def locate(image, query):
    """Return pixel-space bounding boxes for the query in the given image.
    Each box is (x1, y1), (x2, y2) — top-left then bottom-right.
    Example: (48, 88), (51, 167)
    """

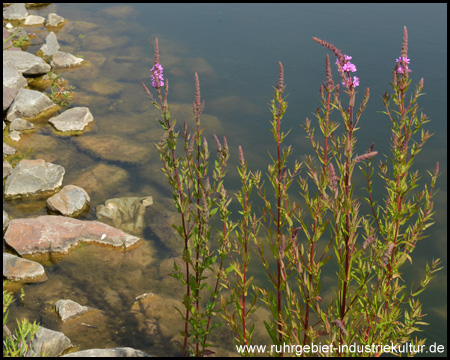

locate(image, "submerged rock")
(131, 292), (182, 340)
(84, 78), (124, 96)
(54, 299), (96, 322)
(4, 159), (65, 199)
(9, 118), (35, 131)
(74, 134), (152, 164)
(51, 51), (84, 69)
(4, 215), (141, 256)
(96, 196), (153, 234)
(71, 163), (129, 201)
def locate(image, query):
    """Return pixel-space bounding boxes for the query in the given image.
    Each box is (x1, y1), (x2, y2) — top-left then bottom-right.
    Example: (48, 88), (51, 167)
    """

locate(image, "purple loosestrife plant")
(294, 26), (441, 356)
(218, 146), (260, 353)
(142, 38), (231, 357)
(359, 26), (442, 354)
(251, 61), (303, 354)
(143, 27), (441, 357)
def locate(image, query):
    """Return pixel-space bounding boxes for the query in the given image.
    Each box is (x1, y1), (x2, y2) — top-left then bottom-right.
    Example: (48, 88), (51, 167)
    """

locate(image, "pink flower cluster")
(151, 63), (164, 88)
(396, 56), (411, 74)
(337, 54), (359, 88)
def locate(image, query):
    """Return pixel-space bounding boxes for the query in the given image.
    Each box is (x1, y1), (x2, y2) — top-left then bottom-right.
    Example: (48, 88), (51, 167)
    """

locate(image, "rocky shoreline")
(3, 4), (153, 357)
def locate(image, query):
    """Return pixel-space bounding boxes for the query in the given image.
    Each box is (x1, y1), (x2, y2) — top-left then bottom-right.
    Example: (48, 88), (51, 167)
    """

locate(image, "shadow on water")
(142, 225), (175, 258)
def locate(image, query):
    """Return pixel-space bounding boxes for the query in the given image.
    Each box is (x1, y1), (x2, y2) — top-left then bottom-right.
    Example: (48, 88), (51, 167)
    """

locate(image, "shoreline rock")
(3, 253), (48, 283)
(46, 184), (90, 217)
(4, 159), (65, 199)
(4, 215), (141, 256)
(48, 107), (94, 133)
(3, 4), (153, 357)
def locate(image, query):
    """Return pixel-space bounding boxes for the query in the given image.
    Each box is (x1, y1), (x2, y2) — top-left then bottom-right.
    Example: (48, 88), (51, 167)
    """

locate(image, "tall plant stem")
(242, 192), (249, 345)
(341, 104), (354, 322)
(276, 93), (283, 352)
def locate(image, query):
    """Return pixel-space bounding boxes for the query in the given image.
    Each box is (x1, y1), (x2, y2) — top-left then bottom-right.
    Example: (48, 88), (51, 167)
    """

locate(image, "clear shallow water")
(4, 3), (446, 356)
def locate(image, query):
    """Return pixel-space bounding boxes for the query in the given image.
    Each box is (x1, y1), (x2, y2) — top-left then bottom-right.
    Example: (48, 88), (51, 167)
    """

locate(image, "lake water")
(4, 3), (446, 356)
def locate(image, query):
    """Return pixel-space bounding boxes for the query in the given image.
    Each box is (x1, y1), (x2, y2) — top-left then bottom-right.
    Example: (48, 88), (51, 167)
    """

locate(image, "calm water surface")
(4, 3), (446, 356)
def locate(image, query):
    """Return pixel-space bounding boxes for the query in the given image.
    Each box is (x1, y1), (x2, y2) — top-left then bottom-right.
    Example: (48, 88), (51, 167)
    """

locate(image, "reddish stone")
(4, 215), (140, 256)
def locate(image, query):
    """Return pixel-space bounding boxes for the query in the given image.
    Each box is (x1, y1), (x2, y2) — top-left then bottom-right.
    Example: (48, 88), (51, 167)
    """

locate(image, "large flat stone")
(4, 215), (140, 255)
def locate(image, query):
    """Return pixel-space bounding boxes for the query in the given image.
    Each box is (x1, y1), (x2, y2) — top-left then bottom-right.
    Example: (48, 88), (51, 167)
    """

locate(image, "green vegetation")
(3, 284), (41, 357)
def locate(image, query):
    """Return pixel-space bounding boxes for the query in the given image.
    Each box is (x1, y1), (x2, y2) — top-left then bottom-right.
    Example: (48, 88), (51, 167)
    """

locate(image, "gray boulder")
(48, 107), (93, 133)
(30, 326), (72, 357)
(3, 210), (10, 232)
(3, 142), (16, 157)
(3, 3), (28, 20)
(54, 299), (95, 322)
(24, 15), (45, 26)
(3, 86), (20, 111)
(3, 253), (47, 283)
(3, 61), (27, 91)
(6, 88), (57, 122)
(3, 50), (51, 75)
(51, 51), (84, 69)
(39, 31), (60, 57)
(47, 13), (65, 27)
(4, 159), (65, 198)
(9, 118), (34, 131)
(47, 185), (90, 217)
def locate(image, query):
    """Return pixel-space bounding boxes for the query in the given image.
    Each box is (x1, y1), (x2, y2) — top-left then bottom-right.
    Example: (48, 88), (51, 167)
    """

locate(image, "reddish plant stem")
(340, 103), (354, 323)
(385, 81), (406, 312)
(152, 87), (192, 357)
(276, 93), (283, 353)
(242, 191), (248, 345)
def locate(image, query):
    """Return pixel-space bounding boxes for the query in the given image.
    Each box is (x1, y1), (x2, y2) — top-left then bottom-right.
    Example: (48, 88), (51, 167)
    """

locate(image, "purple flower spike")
(151, 63), (164, 88)
(396, 56), (410, 64)
(342, 62), (357, 72)
(396, 56), (411, 74)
